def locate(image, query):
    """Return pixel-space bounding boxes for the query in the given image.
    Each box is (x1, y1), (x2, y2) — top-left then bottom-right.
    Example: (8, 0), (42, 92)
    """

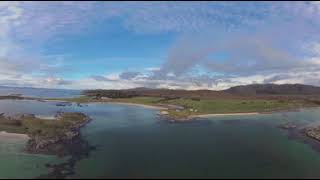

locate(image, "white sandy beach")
(191, 112), (260, 118)
(44, 99), (167, 110)
(0, 131), (29, 140)
(35, 115), (56, 120)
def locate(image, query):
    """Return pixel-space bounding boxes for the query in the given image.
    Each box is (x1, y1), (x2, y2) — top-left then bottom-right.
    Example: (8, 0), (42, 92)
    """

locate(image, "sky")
(1, 1), (320, 90)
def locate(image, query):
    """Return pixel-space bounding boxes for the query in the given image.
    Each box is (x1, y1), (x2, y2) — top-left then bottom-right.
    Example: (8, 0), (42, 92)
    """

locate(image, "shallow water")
(1, 100), (320, 178)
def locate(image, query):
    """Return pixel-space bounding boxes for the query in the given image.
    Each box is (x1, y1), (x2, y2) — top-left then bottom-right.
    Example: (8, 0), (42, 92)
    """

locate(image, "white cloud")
(145, 67), (160, 71)
(3, 2), (319, 43)
(1, 2), (320, 89)
(105, 73), (121, 81)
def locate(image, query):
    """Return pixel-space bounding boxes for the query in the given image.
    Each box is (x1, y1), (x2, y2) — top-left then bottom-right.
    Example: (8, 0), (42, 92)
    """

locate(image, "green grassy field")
(163, 99), (304, 118)
(47, 95), (92, 103)
(0, 124), (26, 134)
(22, 113), (88, 137)
(0, 113), (89, 136)
(108, 97), (163, 105)
(168, 99), (302, 113)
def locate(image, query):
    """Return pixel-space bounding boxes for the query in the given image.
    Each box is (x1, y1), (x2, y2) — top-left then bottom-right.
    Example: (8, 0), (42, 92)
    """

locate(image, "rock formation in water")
(305, 126), (320, 141)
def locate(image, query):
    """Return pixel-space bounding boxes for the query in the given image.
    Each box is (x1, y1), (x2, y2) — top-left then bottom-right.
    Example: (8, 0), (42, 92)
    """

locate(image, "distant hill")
(83, 87), (238, 99)
(224, 84), (320, 96)
(84, 84), (320, 97)
(3, 83), (319, 99)
(84, 83), (320, 100)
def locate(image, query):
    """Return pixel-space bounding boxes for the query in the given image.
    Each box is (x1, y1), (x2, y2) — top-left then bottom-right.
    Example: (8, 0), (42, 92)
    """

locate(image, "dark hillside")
(224, 84), (320, 96)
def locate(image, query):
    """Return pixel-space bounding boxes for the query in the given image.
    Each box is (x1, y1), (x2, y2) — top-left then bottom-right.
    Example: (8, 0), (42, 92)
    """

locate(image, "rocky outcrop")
(1, 111), (95, 178)
(305, 126), (320, 141)
(56, 102), (73, 107)
(279, 122), (297, 130)
(24, 112), (92, 156)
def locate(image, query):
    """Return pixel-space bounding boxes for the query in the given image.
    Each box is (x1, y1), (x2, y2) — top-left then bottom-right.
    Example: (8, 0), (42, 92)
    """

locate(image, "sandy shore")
(43, 99), (64, 102)
(35, 115), (56, 120)
(190, 112), (260, 118)
(0, 131), (29, 140)
(44, 99), (167, 110)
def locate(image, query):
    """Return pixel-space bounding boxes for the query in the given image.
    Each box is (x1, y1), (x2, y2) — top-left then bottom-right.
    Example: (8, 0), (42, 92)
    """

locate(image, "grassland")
(47, 95), (92, 103)
(171, 99), (307, 119)
(0, 112), (90, 137)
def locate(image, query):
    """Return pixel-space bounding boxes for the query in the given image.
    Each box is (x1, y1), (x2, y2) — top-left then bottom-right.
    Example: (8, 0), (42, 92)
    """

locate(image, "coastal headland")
(0, 112), (92, 155)
(0, 111), (95, 178)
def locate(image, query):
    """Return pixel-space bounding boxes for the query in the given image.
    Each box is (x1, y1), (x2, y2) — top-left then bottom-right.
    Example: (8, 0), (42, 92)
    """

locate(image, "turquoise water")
(1, 100), (320, 178)
(0, 131), (66, 179)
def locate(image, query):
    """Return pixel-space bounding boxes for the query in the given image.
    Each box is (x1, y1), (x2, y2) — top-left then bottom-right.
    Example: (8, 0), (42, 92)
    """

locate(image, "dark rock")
(279, 123), (297, 129)
(305, 126), (320, 141)
(56, 102), (72, 107)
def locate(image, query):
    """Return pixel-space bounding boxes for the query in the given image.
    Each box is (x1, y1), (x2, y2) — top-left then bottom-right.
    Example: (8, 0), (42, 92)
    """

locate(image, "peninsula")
(0, 112), (91, 156)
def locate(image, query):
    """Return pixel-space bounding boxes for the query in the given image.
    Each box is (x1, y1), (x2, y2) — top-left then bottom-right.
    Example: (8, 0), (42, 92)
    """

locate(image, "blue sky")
(1, 2), (320, 89)
(44, 22), (173, 79)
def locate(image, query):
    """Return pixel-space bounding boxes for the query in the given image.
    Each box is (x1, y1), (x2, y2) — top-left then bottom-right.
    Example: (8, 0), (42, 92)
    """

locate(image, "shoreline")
(2, 97), (319, 121)
(0, 131), (29, 140)
(43, 99), (167, 110)
(188, 106), (317, 119)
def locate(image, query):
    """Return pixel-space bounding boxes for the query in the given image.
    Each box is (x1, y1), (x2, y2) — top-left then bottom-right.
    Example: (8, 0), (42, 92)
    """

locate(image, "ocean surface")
(0, 86), (81, 98)
(1, 99), (320, 178)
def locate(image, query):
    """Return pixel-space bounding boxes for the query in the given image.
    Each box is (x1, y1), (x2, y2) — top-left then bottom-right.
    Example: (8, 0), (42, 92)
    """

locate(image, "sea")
(1, 87), (320, 178)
